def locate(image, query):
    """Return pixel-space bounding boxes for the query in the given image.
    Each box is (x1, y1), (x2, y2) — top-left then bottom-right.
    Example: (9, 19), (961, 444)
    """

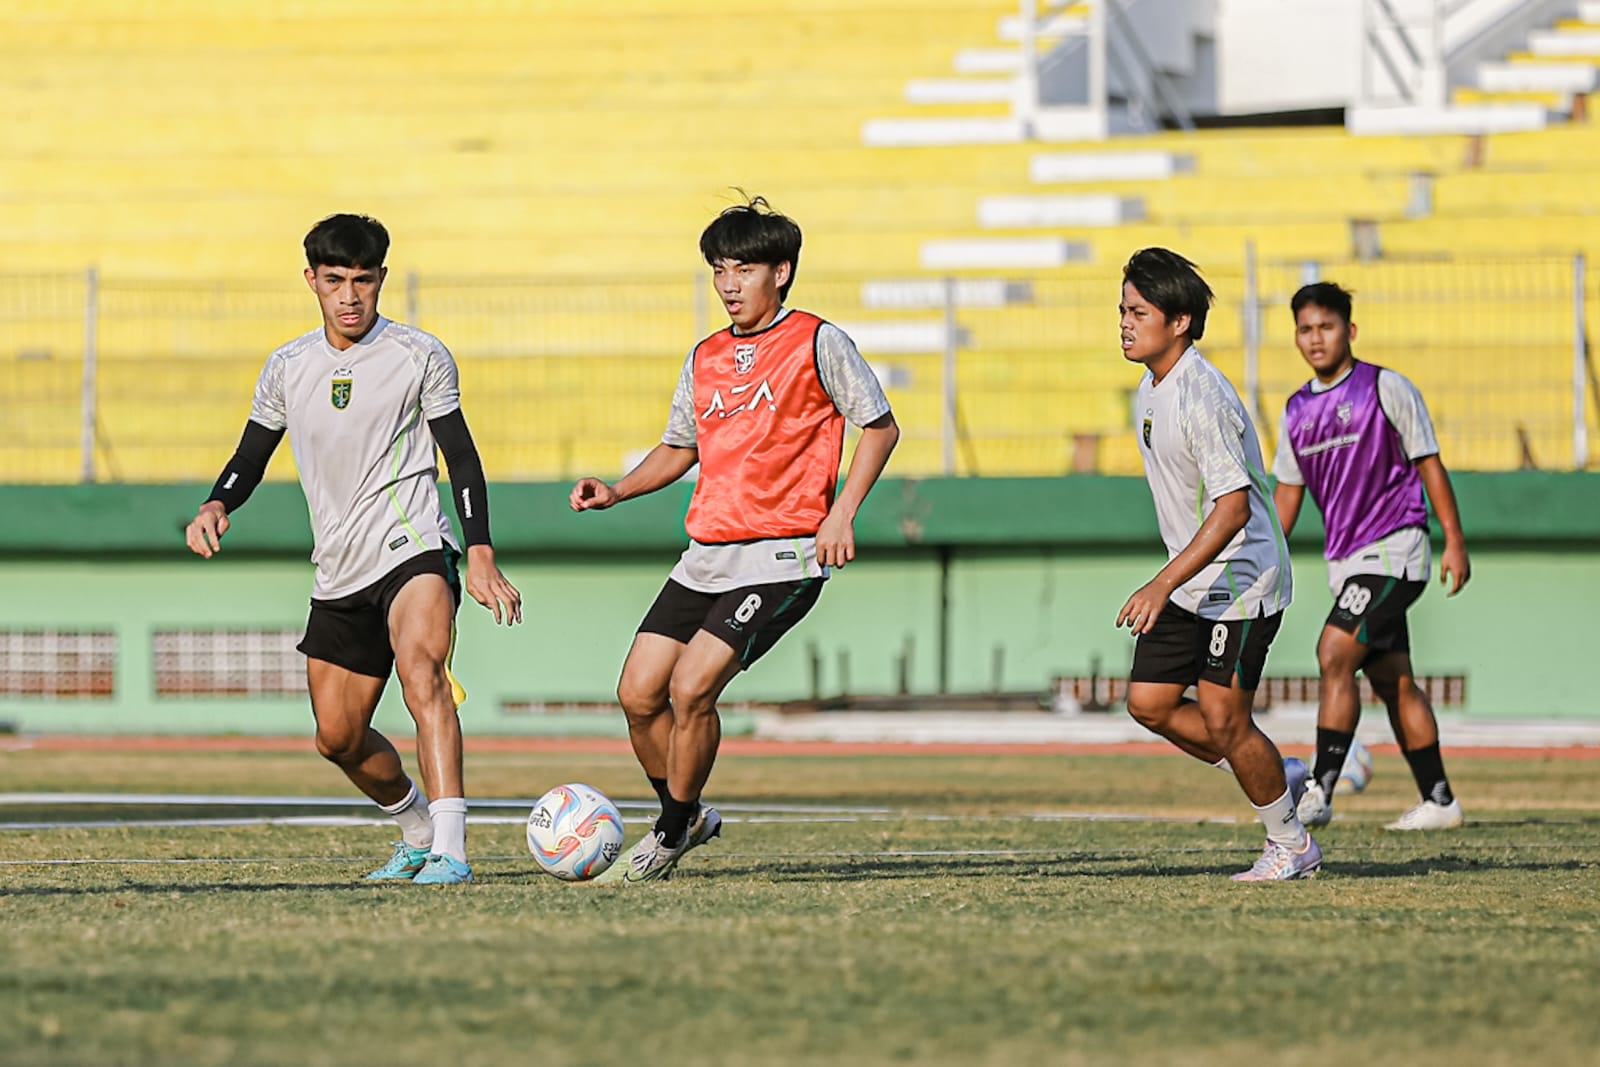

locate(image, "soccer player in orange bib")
(570, 197), (900, 883)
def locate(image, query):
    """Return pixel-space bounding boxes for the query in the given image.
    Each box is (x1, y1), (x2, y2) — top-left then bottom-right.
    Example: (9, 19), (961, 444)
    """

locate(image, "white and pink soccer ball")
(525, 783), (625, 881)
(1337, 737), (1376, 793)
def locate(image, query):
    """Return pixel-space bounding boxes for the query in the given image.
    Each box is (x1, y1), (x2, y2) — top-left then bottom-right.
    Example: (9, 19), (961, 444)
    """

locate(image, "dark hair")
(699, 195), (803, 301)
(1291, 281), (1353, 323)
(1121, 247), (1214, 341)
(303, 213), (389, 270)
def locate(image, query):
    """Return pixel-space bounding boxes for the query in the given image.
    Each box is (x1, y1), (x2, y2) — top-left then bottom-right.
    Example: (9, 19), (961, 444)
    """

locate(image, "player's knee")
(617, 675), (668, 721)
(394, 655), (452, 712)
(667, 675), (720, 719)
(314, 727), (364, 766)
(1125, 692), (1172, 732)
(1316, 634), (1362, 677)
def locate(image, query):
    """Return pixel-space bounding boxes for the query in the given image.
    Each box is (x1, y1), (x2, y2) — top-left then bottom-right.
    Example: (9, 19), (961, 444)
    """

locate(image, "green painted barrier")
(1, 473), (1595, 554)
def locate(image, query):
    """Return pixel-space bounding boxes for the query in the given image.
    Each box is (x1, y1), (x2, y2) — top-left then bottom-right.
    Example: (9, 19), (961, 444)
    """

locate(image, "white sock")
(1252, 787), (1309, 850)
(378, 780), (433, 850)
(429, 797), (469, 863)
(1212, 757), (1233, 774)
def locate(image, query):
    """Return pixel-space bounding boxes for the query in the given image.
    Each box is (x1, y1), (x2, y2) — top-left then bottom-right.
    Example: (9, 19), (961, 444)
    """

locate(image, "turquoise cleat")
(412, 854), (475, 885)
(366, 841), (432, 882)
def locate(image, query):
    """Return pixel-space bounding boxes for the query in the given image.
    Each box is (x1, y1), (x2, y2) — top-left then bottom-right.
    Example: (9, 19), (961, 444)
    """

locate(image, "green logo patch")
(331, 377), (352, 410)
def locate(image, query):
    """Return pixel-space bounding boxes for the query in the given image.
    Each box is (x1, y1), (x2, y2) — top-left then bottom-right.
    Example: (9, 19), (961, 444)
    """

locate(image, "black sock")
(1403, 743), (1455, 806)
(648, 775), (671, 810)
(1314, 727), (1355, 797)
(654, 792), (700, 848)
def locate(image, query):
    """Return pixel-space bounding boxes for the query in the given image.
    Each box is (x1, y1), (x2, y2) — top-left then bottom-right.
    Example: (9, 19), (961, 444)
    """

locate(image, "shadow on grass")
(699, 851), (1598, 882)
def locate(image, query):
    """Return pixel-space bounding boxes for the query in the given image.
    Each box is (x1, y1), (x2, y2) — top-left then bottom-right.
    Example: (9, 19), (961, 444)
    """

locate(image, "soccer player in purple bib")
(1272, 282), (1470, 831)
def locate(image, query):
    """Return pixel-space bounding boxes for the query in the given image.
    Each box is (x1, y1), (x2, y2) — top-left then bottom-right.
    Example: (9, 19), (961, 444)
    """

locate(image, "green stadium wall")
(1, 474), (1596, 734)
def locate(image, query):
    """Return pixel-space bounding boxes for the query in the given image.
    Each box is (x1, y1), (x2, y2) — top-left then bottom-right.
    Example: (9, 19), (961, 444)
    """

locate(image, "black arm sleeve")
(205, 420), (285, 514)
(428, 408), (492, 547)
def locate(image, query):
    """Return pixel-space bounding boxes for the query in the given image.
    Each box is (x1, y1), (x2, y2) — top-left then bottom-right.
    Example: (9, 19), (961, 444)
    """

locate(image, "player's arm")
(1416, 454), (1470, 595)
(814, 324), (900, 567)
(1272, 481), (1304, 537)
(186, 419), (285, 559)
(1380, 368), (1469, 595)
(429, 408), (521, 625)
(817, 412), (899, 568)
(1117, 488), (1250, 634)
(1269, 412), (1305, 536)
(570, 443), (699, 511)
(572, 348), (700, 512)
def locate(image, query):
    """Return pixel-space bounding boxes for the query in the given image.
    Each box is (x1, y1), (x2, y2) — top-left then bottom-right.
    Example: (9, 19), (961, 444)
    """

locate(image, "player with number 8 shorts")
(1116, 248), (1320, 882)
(567, 197), (900, 884)
(1272, 282), (1470, 832)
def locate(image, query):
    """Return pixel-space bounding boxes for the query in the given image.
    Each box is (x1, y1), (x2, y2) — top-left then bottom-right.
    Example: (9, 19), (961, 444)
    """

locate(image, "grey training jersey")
(249, 316), (460, 600)
(1134, 346), (1292, 620)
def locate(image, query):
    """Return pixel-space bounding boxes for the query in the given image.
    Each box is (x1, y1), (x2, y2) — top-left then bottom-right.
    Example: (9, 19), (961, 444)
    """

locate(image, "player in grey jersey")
(1117, 248), (1319, 881)
(185, 214), (521, 886)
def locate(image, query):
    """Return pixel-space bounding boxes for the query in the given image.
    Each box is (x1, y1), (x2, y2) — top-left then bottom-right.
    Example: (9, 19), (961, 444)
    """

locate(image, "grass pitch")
(2, 742), (1597, 1067)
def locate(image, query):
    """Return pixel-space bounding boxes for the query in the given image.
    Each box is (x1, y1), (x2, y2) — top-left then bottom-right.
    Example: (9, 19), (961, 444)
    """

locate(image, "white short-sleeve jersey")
(1134, 347), (1292, 620)
(249, 316), (459, 600)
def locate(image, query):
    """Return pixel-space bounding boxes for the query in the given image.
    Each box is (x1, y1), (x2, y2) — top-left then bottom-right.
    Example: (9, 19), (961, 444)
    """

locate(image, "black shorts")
(638, 577), (823, 669)
(1129, 603), (1283, 691)
(298, 548), (462, 679)
(1325, 575), (1426, 655)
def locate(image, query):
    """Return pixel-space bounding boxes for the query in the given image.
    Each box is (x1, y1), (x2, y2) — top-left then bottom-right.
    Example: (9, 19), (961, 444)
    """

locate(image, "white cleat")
(1297, 780), (1333, 829)
(1231, 836), (1322, 882)
(1384, 798), (1464, 831)
(597, 804), (722, 884)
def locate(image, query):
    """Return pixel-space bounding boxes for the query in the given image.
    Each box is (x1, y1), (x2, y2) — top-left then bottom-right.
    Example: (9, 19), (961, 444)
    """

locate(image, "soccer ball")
(526, 783), (626, 881)
(1336, 737), (1375, 794)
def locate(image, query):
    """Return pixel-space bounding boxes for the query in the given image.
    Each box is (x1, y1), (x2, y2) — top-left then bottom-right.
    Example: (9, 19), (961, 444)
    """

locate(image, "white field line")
(0, 792), (891, 815)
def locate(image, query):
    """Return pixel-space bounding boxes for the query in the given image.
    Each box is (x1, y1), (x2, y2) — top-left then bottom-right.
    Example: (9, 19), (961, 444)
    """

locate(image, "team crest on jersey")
(330, 370), (353, 410)
(1336, 401), (1353, 424)
(1141, 412), (1153, 449)
(733, 343), (757, 375)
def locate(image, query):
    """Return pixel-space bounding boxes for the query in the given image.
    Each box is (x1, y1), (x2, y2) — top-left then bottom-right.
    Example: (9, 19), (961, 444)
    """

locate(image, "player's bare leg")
(389, 574), (464, 800)
(1194, 679), (1322, 881)
(1364, 651), (1438, 750)
(1193, 680), (1290, 806)
(1300, 625), (1369, 826)
(1315, 626), (1365, 735)
(1126, 681), (1227, 764)
(308, 659), (398, 802)
(616, 632), (684, 788)
(307, 659), (436, 880)
(1366, 651), (1461, 829)
(619, 632), (740, 883)
(388, 574), (474, 880)
(664, 631), (742, 806)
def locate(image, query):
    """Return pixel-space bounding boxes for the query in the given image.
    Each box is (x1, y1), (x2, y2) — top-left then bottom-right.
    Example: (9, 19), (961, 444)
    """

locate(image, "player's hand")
(185, 501), (230, 559)
(466, 545), (522, 625)
(569, 477), (619, 512)
(1116, 580), (1171, 635)
(816, 508), (856, 568)
(1439, 540), (1471, 596)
